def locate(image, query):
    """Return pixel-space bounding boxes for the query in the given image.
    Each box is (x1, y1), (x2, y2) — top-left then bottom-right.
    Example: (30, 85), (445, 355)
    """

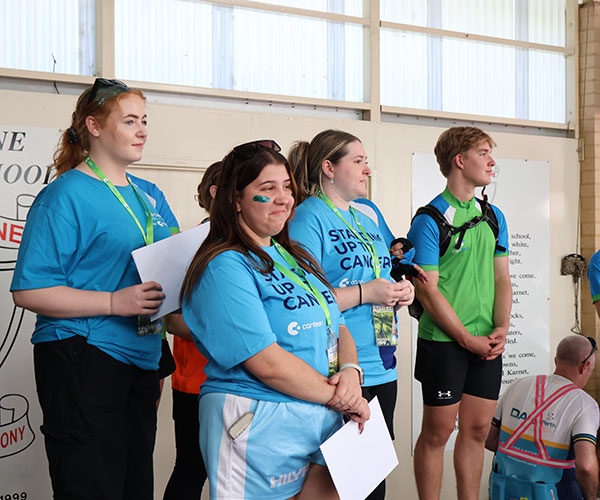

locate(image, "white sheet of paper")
(131, 223), (210, 320)
(320, 397), (398, 500)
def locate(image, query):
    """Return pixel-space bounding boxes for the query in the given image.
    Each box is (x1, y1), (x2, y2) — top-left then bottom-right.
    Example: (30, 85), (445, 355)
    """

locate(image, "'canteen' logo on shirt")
(287, 320), (324, 335)
(287, 322), (300, 335)
(338, 278), (362, 288)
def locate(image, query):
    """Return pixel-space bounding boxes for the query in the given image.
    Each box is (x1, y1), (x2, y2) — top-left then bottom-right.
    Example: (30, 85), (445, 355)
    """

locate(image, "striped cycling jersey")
(492, 374), (599, 487)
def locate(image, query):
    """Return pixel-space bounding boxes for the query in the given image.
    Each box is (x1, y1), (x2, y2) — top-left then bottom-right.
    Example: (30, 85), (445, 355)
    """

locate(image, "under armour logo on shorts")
(437, 390), (452, 399)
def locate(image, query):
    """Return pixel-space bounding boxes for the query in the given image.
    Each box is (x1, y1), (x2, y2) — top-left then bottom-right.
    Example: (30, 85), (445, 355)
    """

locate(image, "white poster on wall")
(0, 126), (60, 499)
(410, 152), (550, 452)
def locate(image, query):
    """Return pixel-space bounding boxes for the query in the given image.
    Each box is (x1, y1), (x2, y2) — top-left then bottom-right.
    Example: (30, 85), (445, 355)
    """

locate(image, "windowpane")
(254, 0), (363, 17)
(0, 0), (95, 75)
(441, 0), (515, 40)
(115, 0), (364, 102)
(380, 0), (566, 47)
(528, 50), (565, 122)
(381, 30), (428, 110)
(528, 0), (566, 46)
(115, 0), (213, 88)
(380, 0), (427, 25)
(381, 30), (565, 123)
(440, 37), (516, 118)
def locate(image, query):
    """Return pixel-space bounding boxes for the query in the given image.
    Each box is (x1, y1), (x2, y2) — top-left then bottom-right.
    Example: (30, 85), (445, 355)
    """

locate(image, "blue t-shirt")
(351, 198), (395, 248)
(588, 250), (600, 304)
(289, 196), (397, 387)
(11, 169), (172, 369)
(182, 245), (345, 403)
(129, 174), (179, 232)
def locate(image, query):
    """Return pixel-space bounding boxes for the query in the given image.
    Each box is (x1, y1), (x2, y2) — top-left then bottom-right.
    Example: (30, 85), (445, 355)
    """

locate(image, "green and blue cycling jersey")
(407, 187), (509, 342)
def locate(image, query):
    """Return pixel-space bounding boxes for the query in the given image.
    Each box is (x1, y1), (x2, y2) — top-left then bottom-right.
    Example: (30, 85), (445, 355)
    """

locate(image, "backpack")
(406, 196), (506, 320)
(412, 196), (505, 257)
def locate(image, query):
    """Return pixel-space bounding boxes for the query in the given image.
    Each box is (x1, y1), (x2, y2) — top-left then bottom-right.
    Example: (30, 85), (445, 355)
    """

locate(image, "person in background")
(288, 129), (415, 500)
(181, 139), (369, 499)
(163, 161), (222, 500)
(486, 334), (599, 500)
(10, 78), (172, 499)
(587, 250), (600, 320)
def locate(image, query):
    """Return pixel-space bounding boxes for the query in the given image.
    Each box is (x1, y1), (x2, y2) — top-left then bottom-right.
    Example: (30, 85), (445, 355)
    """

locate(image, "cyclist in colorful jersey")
(408, 126), (512, 500)
(288, 129), (415, 500)
(10, 79), (172, 499)
(180, 140), (370, 500)
(485, 335), (599, 500)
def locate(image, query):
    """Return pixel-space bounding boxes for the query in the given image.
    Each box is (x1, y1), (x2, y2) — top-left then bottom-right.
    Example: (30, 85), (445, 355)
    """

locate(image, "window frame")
(0, 0), (579, 133)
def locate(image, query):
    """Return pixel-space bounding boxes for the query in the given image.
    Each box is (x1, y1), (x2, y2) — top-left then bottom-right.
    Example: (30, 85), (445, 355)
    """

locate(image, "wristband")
(109, 292), (114, 316)
(340, 362), (364, 385)
(358, 283), (362, 305)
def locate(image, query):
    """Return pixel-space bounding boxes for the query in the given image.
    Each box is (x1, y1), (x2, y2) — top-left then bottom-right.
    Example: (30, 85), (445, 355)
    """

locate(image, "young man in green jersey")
(408, 126), (512, 500)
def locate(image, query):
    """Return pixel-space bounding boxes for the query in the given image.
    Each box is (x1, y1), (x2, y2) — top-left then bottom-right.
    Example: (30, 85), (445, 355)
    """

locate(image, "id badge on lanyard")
(138, 315), (164, 336)
(326, 326), (339, 377)
(373, 305), (398, 346)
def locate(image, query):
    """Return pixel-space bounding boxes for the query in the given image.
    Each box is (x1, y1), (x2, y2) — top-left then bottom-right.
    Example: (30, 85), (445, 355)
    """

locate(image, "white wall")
(0, 88), (579, 499)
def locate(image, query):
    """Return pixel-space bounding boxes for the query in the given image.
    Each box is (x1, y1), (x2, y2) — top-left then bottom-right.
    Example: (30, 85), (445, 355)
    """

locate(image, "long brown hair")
(288, 129), (361, 204)
(181, 145), (332, 300)
(53, 86), (145, 176)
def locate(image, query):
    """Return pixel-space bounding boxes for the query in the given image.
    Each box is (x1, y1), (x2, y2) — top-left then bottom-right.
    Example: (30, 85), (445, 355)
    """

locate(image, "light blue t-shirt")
(182, 245), (345, 403)
(289, 196), (397, 387)
(588, 250), (600, 304)
(11, 169), (172, 370)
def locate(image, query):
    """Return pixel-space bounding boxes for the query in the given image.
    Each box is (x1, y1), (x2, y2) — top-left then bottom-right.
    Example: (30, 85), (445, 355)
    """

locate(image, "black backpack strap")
(477, 197), (505, 253)
(412, 199), (505, 257)
(412, 205), (455, 257)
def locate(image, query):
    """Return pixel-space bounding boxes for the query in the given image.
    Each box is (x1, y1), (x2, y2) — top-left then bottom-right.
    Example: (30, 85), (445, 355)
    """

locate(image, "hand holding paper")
(131, 223), (210, 320)
(320, 397), (398, 500)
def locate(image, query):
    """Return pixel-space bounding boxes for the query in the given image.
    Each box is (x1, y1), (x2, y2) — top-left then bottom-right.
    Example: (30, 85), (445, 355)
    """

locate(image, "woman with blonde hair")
(288, 129), (415, 499)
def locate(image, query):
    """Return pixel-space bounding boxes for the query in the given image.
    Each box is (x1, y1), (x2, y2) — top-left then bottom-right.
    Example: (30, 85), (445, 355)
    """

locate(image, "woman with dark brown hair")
(11, 79), (172, 499)
(180, 140), (369, 500)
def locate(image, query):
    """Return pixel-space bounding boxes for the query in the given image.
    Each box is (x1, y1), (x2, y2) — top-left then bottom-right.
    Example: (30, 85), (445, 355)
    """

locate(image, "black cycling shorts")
(414, 338), (502, 406)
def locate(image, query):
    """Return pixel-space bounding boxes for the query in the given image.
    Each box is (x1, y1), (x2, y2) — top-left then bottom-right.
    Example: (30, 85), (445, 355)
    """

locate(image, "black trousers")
(163, 389), (207, 500)
(34, 335), (159, 500)
(362, 380), (398, 500)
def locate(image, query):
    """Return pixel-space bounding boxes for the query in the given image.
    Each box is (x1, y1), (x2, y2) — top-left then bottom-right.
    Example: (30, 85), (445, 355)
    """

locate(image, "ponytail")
(287, 129), (361, 205)
(287, 141), (311, 204)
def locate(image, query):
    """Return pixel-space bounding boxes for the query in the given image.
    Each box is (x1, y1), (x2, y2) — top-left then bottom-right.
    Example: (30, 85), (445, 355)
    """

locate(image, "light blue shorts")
(198, 392), (343, 499)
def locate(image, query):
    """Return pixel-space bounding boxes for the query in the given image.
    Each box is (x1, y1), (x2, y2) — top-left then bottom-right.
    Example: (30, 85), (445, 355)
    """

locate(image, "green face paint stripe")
(253, 195), (270, 203)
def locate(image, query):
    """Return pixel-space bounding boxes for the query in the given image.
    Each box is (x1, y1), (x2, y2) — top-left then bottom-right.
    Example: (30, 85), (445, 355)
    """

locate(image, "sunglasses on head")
(581, 336), (598, 365)
(87, 78), (129, 105)
(232, 140), (282, 160)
